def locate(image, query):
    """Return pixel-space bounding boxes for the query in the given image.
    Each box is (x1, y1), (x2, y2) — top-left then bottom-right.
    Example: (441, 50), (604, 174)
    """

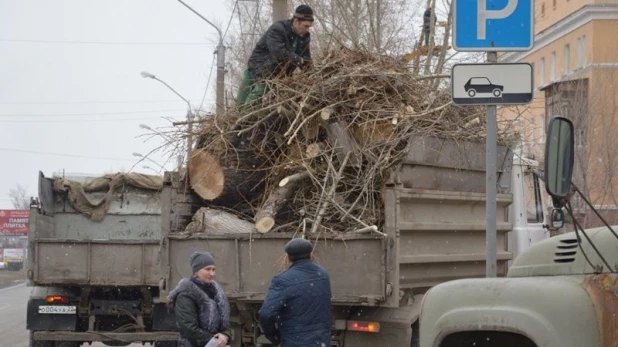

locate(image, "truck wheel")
(410, 322), (419, 347)
(29, 332), (53, 347)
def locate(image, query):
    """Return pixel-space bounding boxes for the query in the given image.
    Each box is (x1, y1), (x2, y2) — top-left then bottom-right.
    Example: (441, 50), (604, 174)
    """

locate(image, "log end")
(255, 216), (275, 233)
(188, 150), (225, 200)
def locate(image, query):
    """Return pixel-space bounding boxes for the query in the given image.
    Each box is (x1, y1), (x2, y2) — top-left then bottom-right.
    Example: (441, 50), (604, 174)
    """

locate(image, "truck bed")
(159, 136), (514, 307)
(27, 172), (162, 287)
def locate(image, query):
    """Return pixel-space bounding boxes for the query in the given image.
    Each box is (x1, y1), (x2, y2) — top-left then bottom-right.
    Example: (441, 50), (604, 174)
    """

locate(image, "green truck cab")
(418, 116), (618, 347)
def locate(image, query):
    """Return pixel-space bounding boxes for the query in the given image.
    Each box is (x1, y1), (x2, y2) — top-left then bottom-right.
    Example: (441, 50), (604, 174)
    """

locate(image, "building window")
(539, 114), (545, 144)
(539, 58), (546, 86)
(550, 51), (556, 81)
(563, 44), (570, 75)
(577, 36), (587, 68)
(529, 118), (536, 147)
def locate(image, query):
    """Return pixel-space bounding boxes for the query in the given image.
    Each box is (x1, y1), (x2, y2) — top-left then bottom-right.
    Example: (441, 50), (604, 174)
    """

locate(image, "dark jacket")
(247, 19), (311, 80)
(168, 278), (231, 347)
(258, 259), (332, 347)
(423, 9), (437, 31)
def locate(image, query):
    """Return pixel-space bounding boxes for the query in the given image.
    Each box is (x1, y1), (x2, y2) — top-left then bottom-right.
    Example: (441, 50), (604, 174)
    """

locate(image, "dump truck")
(26, 172), (177, 347)
(418, 117), (618, 347)
(156, 136), (555, 347)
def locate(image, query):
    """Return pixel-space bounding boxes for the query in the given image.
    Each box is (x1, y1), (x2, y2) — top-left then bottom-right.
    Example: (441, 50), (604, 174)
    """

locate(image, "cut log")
(279, 171), (310, 187)
(320, 107), (333, 121)
(188, 150), (225, 200)
(185, 207), (255, 234)
(323, 120), (362, 167)
(255, 179), (300, 233)
(306, 143), (323, 158)
(188, 147), (266, 208)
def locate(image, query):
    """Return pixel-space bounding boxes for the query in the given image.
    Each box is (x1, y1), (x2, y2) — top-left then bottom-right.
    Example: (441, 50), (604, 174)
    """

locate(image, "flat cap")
(284, 238), (313, 256)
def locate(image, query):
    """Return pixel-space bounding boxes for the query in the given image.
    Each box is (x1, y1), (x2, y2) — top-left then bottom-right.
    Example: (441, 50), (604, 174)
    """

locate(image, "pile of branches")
(186, 48), (509, 236)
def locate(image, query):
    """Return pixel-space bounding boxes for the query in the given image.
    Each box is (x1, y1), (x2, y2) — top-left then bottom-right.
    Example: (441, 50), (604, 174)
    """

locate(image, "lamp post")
(177, 0), (225, 116)
(139, 72), (194, 162)
(132, 152), (165, 170)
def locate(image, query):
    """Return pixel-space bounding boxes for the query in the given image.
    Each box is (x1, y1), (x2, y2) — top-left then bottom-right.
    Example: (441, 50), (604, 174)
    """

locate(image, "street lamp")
(132, 152), (165, 170)
(140, 71), (195, 162)
(142, 165), (161, 175)
(177, 0), (225, 116)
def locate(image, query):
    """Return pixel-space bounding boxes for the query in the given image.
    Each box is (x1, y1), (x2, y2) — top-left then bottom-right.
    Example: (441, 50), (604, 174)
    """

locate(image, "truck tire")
(410, 322), (420, 347)
(29, 332), (53, 347)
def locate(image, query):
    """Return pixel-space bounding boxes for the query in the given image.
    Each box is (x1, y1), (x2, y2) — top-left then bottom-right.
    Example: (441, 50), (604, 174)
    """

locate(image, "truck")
(26, 172), (177, 346)
(157, 135), (555, 347)
(418, 116), (618, 347)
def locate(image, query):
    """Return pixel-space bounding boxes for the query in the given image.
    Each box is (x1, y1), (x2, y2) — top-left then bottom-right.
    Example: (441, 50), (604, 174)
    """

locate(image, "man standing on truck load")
(168, 251), (231, 347)
(235, 5), (314, 107)
(258, 238), (332, 347)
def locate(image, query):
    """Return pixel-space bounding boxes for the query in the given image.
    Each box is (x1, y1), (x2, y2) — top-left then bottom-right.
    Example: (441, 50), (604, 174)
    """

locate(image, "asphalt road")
(0, 282), (151, 347)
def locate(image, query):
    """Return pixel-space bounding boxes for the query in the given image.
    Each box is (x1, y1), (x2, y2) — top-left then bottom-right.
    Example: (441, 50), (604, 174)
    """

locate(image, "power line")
(0, 148), (136, 161)
(0, 116), (178, 123)
(0, 39), (212, 46)
(0, 100), (199, 105)
(0, 109), (184, 118)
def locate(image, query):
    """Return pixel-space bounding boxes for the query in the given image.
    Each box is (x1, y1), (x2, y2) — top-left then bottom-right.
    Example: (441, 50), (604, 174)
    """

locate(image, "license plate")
(38, 305), (76, 314)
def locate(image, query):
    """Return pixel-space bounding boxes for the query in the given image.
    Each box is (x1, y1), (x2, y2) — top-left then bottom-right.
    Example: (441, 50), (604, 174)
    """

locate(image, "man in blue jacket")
(258, 238), (332, 347)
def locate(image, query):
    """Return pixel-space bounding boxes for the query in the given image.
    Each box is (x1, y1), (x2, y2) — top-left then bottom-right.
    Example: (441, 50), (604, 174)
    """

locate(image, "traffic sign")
(453, 0), (533, 51)
(451, 63), (533, 105)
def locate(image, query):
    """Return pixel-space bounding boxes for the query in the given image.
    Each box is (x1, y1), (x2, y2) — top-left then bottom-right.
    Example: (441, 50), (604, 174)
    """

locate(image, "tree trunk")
(185, 207), (255, 234)
(323, 119), (362, 167)
(254, 179), (300, 233)
(188, 148), (266, 208)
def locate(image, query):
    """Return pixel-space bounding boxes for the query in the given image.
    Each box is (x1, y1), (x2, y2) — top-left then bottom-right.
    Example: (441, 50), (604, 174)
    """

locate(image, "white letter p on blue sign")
(453, 0), (533, 51)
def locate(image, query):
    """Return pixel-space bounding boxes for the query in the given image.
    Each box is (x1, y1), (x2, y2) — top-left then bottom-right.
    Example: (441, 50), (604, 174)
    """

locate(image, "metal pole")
(186, 108), (194, 160)
(486, 51), (498, 278)
(215, 44), (226, 116)
(272, 0), (288, 22)
(177, 0), (225, 116)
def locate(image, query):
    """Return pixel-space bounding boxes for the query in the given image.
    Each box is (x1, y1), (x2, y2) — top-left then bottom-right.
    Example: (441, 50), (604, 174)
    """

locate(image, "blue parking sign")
(453, 0), (533, 51)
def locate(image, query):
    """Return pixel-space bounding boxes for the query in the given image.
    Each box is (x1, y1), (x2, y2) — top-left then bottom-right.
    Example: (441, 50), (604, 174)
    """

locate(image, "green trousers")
(236, 70), (266, 108)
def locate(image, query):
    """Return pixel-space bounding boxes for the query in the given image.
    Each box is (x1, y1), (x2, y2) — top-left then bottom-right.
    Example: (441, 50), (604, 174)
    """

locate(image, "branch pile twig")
(185, 48), (514, 236)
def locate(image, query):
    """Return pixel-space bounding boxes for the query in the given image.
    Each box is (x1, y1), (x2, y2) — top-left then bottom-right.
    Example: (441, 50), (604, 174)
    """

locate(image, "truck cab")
(418, 117), (618, 347)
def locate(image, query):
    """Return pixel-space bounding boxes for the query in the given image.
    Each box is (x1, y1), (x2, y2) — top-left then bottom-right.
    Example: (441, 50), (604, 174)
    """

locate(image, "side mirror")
(544, 116), (575, 206)
(550, 208), (565, 230)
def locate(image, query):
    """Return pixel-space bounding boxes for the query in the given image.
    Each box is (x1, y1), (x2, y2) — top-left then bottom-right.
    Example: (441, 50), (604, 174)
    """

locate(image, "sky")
(0, 0), (232, 208)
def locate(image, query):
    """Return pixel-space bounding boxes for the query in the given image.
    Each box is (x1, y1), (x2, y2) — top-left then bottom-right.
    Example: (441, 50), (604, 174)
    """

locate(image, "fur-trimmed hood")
(168, 278), (230, 333)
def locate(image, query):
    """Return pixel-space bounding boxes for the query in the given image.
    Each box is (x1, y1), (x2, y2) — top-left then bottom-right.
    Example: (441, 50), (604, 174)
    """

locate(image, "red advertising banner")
(0, 210), (29, 236)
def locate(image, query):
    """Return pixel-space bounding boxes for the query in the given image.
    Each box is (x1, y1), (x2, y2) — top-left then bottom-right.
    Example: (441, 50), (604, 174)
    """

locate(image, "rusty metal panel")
(167, 234), (385, 304)
(34, 241), (159, 286)
(582, 274), (618, 347)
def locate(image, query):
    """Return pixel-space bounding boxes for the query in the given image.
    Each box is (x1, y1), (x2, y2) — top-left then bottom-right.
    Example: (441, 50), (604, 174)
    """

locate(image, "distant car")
(464, 77), (504, 97)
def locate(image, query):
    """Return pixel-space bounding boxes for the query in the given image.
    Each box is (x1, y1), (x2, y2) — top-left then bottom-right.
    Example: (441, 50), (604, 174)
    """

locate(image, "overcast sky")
(0, 0), (231, 208)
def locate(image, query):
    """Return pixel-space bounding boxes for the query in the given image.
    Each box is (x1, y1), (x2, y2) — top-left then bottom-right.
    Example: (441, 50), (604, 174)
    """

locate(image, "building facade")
(500, 2), (618, 227)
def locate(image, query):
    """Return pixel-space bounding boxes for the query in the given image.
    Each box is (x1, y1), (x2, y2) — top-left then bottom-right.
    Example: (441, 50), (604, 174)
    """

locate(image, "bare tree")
(8, 184), (30, 210)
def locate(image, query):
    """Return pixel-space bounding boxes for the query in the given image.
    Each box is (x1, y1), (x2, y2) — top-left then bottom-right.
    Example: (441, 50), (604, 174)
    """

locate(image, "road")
(0, 282), (151, 347)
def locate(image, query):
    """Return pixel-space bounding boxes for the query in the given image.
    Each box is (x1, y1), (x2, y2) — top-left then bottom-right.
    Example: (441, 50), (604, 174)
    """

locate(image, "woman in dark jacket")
(168, 251), (231, 347)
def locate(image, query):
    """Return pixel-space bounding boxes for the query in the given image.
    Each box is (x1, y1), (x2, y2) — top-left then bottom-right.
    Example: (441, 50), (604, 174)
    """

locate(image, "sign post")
(452, 0), (533, 277)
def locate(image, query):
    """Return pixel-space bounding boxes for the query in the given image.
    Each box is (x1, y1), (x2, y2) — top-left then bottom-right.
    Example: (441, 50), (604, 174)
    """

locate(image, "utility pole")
(178, 0), (225, 116)
(272, 0), (288, 22)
